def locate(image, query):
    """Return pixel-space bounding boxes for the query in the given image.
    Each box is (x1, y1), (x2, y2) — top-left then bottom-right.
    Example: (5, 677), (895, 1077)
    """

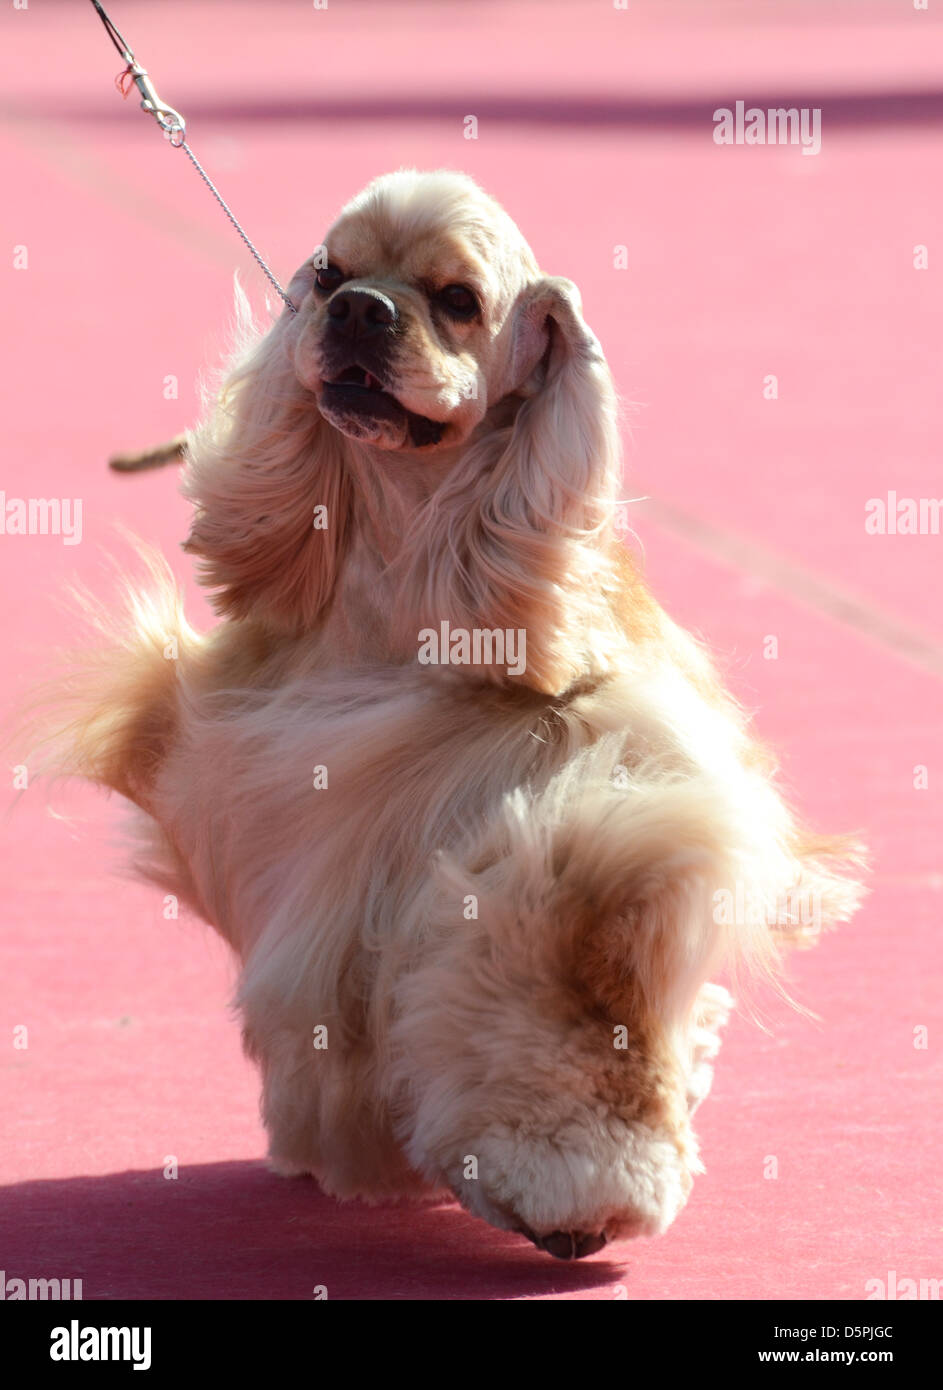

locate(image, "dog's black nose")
(327, 287), (397, 336)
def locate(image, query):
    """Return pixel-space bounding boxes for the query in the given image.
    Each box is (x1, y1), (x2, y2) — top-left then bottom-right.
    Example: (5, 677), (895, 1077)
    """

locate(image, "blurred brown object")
(109, 434), (188, 472)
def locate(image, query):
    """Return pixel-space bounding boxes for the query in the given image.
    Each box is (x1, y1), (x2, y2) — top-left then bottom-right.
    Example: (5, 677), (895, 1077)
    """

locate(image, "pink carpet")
(2, 0), (941, 1300)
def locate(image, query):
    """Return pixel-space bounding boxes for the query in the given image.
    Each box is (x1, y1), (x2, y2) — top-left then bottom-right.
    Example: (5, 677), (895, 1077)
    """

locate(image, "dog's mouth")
(325, 363), (386, 394)
(320, 364), (446, 448)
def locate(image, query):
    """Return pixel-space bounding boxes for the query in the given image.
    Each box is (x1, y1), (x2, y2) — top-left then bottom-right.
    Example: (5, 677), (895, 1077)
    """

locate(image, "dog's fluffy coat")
(42, 170), (862, 1256)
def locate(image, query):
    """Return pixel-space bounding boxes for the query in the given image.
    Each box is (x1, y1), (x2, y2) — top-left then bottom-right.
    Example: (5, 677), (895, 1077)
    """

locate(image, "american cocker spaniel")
(45, 169), (864, 1259)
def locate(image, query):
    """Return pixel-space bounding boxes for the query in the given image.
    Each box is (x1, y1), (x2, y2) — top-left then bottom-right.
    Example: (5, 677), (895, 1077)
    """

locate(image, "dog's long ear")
(182, 265), (352, 633)
(403, 277), (624, 695)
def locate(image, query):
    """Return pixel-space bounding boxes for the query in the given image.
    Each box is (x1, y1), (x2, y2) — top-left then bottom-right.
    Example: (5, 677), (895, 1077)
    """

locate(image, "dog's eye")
(436, 284), (479, 319)
(314, 265), (346, 294)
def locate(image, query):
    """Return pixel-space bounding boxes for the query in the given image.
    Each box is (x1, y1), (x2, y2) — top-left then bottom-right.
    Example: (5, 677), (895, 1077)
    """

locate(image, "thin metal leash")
(89, 0), (298, 314)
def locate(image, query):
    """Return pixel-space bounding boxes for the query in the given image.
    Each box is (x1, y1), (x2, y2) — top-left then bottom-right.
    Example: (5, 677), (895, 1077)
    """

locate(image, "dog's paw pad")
(522, 1229), (609, 1260)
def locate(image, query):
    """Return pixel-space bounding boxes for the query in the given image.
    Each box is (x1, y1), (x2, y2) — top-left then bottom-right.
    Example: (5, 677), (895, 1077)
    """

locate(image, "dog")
(40, 169), (863, 1259)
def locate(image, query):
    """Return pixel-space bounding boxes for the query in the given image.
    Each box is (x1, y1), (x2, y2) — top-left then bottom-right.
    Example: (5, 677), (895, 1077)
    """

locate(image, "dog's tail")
(108, 434), (188, 473)
(11, 540), (198, 811)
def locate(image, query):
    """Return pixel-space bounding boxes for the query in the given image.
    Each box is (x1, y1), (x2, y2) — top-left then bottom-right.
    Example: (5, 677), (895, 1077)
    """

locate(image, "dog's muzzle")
(320, 287), (445, 448)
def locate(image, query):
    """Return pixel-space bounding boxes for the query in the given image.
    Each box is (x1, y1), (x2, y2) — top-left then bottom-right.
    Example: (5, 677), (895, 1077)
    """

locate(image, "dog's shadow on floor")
(0, 1160), (635, 1300)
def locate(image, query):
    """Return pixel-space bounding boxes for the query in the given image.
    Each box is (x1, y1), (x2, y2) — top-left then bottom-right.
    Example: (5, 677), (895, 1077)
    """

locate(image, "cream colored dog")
(46, 170), (863, 1259)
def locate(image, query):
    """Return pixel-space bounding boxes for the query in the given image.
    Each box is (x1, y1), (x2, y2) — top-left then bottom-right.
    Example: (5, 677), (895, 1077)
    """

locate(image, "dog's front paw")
(686, 982), (734, 1115)
(447, 1115), (698, 1258)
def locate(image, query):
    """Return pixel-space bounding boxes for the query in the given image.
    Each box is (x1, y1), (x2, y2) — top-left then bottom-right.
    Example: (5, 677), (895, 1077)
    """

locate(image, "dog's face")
(292, 171), (543, 450)
(185, 168), (624, 692)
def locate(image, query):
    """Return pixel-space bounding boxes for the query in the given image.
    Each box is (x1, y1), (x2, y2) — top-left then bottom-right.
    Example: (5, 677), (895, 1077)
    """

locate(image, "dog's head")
(184, 170), (626, 694)
(291, 169), (544, 451)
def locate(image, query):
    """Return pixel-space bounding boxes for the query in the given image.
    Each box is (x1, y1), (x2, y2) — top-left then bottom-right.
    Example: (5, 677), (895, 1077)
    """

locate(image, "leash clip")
(129, 64), (186, 145)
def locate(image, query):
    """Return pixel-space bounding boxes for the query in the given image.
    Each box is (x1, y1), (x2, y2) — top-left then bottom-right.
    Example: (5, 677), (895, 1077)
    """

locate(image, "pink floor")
(2, 1), (941, 1299)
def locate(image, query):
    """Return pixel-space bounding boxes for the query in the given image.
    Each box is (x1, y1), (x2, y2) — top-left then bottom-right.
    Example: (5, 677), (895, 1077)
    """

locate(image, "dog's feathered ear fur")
(398, 277), (624, 695)
(182, 270), (352, 633)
